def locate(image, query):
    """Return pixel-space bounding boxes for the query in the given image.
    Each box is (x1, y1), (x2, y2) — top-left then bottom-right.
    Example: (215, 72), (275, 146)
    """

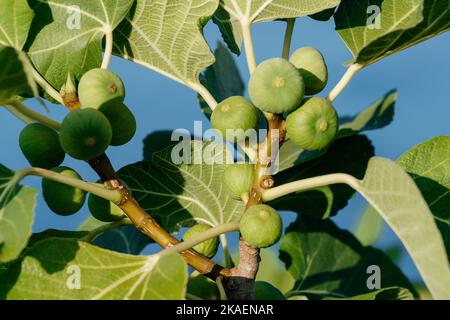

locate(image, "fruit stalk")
(282, 19), (295, 59)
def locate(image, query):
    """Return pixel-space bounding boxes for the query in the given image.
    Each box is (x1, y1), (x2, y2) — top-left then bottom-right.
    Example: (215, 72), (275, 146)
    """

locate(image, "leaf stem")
(161, 222), (240, 256)
(2, 104), (33, 124)
(216, 276), (228, 300)
(101, 29), (113, 70)
(2, 99), (61, 131)
(282, 19), (296, 59)
(81, 218), (132, 243)
(192, 82), (218, 110)
(31, 68), (64, 104)
(220, 233), (234, 268)
(261, 173), (358, 202)
(15, 167), (123, 203)
(242, 22), (257, 74)
(327, 63), (363, 102)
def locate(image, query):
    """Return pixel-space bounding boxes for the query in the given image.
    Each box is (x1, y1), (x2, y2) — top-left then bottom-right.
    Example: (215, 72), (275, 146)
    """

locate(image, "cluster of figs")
(19, 68), (137, 222)
(186, 47), (336, 258)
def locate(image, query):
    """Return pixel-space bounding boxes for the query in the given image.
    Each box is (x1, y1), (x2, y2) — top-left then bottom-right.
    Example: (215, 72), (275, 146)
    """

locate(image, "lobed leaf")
(0, 0), (35, 50)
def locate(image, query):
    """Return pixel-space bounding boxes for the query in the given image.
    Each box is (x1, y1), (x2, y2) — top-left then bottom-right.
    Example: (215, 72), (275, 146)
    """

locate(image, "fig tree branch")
(327, 63), (363, 102)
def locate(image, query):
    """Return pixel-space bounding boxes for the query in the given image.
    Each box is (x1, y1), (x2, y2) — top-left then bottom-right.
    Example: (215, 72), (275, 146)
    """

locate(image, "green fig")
(19, 123), (65, 169)
(183, 224), (219, 259)
(211, 96), (259, 142)
(285, 97), (338, 151)
(223, 163), (254, 199)
(42, 166), (86, 216)
(290, 47), (328, 95)
(248, 58), (305, 114)
(59, 108), (112, 160)
(98, 103), (137, 146)
(88, 192), (125, 222)
(78, 68), (125, 109)
(240, 204), (282, 248)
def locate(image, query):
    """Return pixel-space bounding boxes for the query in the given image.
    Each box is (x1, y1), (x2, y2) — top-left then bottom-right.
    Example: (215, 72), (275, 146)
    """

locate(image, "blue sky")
(1, 16), (448, 284)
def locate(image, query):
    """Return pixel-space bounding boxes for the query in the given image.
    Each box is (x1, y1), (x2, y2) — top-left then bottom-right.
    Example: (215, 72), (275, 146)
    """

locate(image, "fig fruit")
(78, 68), (125, 109)
(59, 108), (112, 160)
(223, 163), (254, 199)
(248, 58), (305, 114)
(240, 204), (282, 248)
(99, 103), (137, 146)
(183, 224), (219, 259)
(211, 96), (259, 142)
(19, 123), (65, 169)
(88, 192), (125, 222)
(290, 47), (328, 95)
(285, 97), (338, 150)
(42, 166), (86, 216)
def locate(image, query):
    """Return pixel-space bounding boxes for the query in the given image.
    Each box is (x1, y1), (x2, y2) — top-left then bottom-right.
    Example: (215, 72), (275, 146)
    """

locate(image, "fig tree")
(42, 166), (86, 216)
(223, 163), (254, 199)
(99, 103), (137, 146)
(240, 204), (282, 248)
(88, 192), (125, 222)
(78, 68), (125, 109)
(59, 108), (112, 160)
(183, 224), (219, 259)
(248, 58), (305, 114)
(285, 97), (338, 151)
(290, 47), (328, 95)
(211, 96), (259, 142)
(19, 123), (65, 169)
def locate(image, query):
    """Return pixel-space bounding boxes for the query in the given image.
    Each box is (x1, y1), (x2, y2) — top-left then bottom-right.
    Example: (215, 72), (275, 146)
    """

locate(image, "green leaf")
(113, 0), (218, 90)
(279, 91), (396, 172)
(256, 249), (295, 293)
(335, 0), (449, 65)
(78, 216), (151, 255)
(272, 135), (374, 219)
(187, 274), (220, 300)
(397, 136), (450, 261)
(199, 42), (245, 119)
(0, 0), (34, 50)
(143, 130), (181, 162)
(309, 7), (336, 21)
(0, 46), (38, 100)
(216, 0), (341, 54)
(327, 287), (414, 300)
(0, 164), (37, 263)
(25, 0), (134, 92)
(119, 141), (246, 232)
(280, 216), (415, 298)
(338, 90), (397, 138)
(353, 206), (384, 246)
(350, 157), (450, 299)
(0, 238), (187, 299)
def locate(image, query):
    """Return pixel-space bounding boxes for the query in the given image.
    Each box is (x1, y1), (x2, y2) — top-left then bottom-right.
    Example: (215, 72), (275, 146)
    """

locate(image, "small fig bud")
(222, 163), (254, 199)
(88, 192), (125, 222)
(290, 47), (328, 95)
(285, 97), (338, 151)
(240, 204), (282, 248)
(211, 96), (259, 142)
(59, 108), (112, 160)
(248, 58), (305, 114)
(183, 224), (219, 259)
(19, 123), (65, 169)
(78, 68), (125, 109)
(42, 166), (86, 216)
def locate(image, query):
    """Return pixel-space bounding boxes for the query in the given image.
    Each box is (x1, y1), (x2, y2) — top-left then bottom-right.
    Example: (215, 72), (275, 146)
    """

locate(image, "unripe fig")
(59, 108), (112, 160)
(98, 103), (137, 146)
(240, 204), (282, 248)
(223, 163), (254, 199)
(211, 96), (259, 142)
(78, 68), (125, 109)
(248, 58), (305, 114)
(88, 192), (125, 222)
(255, 281), (286, 300)
(42, 166), (86, 216)
(183, 224), (219, 259)
(19, 123), (65, 169)
(285, 97), (338, 151)
(290, 47), (328, 95)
